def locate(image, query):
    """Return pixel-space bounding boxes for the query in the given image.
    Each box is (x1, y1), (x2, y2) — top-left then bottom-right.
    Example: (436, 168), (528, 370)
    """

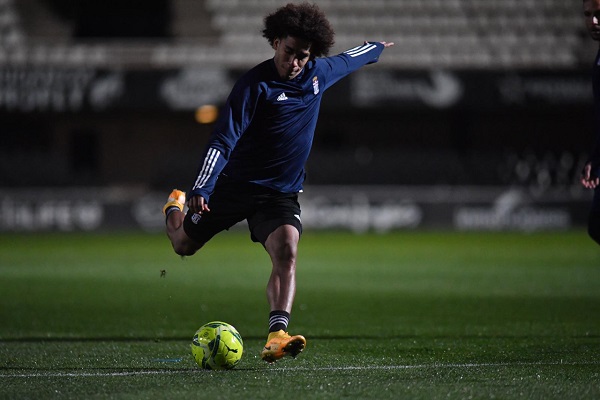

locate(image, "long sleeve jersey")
(190, 42), (385, 202)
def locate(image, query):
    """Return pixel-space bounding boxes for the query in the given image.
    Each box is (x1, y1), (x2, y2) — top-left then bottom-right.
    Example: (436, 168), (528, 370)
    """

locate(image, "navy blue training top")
(190, 42), (385, 202)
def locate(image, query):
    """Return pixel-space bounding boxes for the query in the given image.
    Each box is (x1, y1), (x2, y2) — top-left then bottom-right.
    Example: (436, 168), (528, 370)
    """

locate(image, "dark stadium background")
(0, 0), (596, 232)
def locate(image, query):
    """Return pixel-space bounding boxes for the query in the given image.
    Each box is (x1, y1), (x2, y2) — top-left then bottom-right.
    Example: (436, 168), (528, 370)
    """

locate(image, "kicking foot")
(162, 189), (186, 215)
(260, 330), (306, 363)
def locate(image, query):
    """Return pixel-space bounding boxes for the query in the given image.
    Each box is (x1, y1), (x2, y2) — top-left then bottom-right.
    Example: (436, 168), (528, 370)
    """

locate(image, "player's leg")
(260, 224), (306, 363)
(264, 224), (299, 313)
(162, 189), (203, 256)
(247, 189), (306, 363)
(163, 179), (254, 256)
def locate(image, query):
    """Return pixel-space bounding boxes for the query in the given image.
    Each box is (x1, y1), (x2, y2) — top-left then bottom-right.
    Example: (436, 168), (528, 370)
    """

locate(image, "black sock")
(268, 310), (290, 333)
(164, 206), (180, 223)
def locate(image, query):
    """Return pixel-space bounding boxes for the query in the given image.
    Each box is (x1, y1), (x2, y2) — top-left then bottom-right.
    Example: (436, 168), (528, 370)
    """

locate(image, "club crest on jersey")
(191, 213), (202, 224)
(312, 76), (320, 95)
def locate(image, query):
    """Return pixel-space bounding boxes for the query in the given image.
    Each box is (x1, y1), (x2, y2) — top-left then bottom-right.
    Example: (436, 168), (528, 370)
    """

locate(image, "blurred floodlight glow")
(195, 104), (219, 124)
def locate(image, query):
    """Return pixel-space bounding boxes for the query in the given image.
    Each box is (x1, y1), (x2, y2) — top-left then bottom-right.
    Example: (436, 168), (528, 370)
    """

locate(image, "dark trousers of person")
(589, 186), (600, 245)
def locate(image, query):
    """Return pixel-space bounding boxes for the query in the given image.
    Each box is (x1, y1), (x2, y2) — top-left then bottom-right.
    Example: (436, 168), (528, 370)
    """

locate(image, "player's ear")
(272, 38), (280, 50)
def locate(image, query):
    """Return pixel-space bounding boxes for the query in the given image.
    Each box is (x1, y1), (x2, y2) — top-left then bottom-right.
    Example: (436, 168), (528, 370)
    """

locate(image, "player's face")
(584, 0), (600, 41)
(272, 36), (312, 80)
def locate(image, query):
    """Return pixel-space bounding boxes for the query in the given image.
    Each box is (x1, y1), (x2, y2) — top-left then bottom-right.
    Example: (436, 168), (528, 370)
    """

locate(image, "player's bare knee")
(270, 239), (297, 268)
(265, 226), (299, 264)
(172, 240), (199, 257)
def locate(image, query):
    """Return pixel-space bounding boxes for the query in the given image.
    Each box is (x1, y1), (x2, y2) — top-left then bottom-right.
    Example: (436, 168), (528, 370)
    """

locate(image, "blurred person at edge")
(582, 0), (600, 245)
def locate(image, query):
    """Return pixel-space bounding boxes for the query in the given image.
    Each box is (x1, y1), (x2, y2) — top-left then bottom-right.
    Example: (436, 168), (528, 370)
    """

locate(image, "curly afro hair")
(262, 2), (335, 58)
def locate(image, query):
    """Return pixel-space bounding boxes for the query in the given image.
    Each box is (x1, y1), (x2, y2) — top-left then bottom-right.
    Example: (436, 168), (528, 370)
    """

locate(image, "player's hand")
(365, 41), (395, 48)
(580, 162), (600, 189)
(188, 195), (211, 214)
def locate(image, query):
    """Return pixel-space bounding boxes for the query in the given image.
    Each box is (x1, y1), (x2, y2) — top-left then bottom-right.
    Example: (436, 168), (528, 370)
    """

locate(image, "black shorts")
(183, 175), (302, 246)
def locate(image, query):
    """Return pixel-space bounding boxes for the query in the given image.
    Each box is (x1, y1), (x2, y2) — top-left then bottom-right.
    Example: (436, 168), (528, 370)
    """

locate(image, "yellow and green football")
(191, 321), (243, 370)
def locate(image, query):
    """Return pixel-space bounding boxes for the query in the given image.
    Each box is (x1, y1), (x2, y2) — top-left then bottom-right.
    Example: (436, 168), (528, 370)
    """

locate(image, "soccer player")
(162, 3), (394, 362)
(582, 0), (600, 245)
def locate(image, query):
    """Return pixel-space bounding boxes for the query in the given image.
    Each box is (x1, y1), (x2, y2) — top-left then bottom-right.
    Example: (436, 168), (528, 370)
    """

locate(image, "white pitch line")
(277, 361), (600, 372)
(1, 370), (194, 378)
(1, 361), (598, 379)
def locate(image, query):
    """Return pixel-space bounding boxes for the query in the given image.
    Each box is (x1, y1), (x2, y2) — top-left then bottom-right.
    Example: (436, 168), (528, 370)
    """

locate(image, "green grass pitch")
(1, 230), (599, 399)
